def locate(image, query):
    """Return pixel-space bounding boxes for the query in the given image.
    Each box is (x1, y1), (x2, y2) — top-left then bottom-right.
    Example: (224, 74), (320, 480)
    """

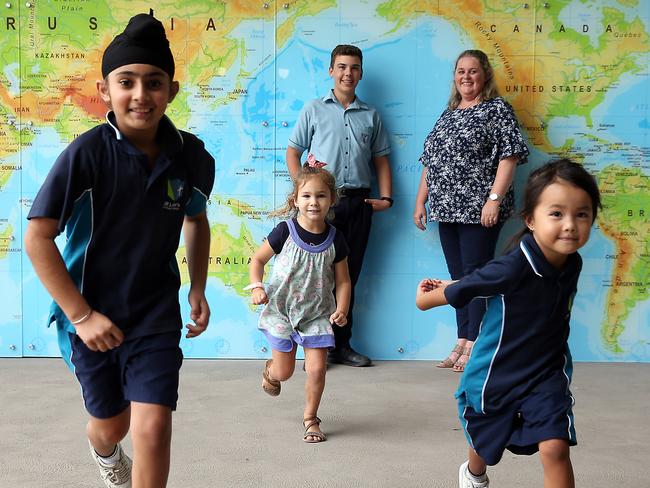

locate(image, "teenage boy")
(286, 44), (392, 367)
(24, 13), (214, 488)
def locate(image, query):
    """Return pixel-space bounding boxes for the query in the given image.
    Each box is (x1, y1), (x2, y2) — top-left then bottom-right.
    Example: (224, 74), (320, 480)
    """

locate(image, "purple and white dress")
(258, 219), (337, 352)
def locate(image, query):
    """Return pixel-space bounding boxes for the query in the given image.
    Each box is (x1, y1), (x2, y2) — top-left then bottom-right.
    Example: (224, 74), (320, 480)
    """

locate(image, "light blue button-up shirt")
(288, 90), (391, 189)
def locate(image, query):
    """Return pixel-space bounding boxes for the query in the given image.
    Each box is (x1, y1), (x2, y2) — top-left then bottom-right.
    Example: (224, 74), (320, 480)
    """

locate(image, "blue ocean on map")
(5, 9), (648, 361)
(175, 19), (465, 360)
(592, 74), (650, 147)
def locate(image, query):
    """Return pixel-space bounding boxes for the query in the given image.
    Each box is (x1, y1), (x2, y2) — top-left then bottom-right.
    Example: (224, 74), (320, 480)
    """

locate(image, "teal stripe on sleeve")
(185, 187), (208, 216)
(56, 326), (74, 371)
(62, 190), (93, 291)
(49, 191), (93, 365)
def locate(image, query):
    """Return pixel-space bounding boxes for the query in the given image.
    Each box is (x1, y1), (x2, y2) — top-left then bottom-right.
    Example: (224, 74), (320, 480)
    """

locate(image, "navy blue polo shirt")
(28, 112), (215, 340)
(445, 233), (581, 415)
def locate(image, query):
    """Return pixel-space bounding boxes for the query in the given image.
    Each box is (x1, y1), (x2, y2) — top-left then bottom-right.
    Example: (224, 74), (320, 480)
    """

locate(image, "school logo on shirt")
(163, 178), (184, 211)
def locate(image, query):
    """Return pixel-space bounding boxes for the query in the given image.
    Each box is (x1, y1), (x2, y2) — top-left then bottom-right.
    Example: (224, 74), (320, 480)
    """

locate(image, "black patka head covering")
(101, 10), (175, 79)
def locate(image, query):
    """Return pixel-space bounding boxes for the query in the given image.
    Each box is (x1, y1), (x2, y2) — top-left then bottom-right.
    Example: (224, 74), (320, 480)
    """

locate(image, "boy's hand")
(186, 289), (210, 338)
(251, 287), (268, 305)
(75, 311), (124, 352)
(364, 198), (391, 212)
(329, 310), (347, 326)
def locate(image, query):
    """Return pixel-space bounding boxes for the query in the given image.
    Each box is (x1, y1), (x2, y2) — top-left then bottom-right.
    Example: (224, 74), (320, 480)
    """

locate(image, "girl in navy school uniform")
(416, 159), (601, 488)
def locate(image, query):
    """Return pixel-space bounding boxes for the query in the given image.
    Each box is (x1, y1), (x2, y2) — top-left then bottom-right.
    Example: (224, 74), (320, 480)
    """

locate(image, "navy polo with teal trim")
(28, 113), (215, 344)
(445, 232), (582, 415)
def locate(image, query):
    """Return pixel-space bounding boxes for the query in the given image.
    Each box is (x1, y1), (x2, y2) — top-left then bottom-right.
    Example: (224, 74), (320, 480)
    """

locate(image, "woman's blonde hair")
(270, 163), (338, 218)
(447, 49), (500, 109)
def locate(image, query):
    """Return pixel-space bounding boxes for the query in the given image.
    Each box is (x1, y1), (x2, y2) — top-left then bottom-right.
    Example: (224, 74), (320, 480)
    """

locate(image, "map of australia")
(1, 0), (648, 361)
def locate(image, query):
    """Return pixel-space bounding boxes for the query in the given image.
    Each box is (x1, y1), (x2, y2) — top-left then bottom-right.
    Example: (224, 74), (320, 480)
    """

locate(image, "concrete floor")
(1, 359), (647, 487)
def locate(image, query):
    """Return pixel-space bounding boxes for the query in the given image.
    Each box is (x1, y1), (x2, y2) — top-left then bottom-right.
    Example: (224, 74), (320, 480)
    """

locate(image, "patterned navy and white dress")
(419, 97), (529, 224)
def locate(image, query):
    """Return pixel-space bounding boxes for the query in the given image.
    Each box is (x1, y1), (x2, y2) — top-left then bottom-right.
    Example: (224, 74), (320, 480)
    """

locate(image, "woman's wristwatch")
(488, 192), (502, 203)
(380, 196), (394, 207)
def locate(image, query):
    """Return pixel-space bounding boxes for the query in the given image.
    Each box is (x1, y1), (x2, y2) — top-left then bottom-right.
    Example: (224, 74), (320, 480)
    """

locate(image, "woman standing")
(414, 49), (528, 372)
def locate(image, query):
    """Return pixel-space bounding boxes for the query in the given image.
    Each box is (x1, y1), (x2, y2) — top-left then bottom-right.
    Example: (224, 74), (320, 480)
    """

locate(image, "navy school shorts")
(68, 330), (183, 419)
(458, 387), (577, 465)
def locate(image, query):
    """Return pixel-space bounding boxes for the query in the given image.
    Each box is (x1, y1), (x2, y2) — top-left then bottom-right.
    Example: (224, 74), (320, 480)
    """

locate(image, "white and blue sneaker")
(459, 460), (489, 488)
(89, 441), (132, 488)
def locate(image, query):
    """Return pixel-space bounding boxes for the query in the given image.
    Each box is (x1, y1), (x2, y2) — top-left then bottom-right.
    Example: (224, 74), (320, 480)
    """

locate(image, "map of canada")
(1, 0), (648, 361)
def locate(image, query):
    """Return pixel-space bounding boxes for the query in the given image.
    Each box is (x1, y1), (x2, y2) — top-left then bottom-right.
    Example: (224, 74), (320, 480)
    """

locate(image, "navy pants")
(438, 222), (502, 341)
(330, 193), (373, 348)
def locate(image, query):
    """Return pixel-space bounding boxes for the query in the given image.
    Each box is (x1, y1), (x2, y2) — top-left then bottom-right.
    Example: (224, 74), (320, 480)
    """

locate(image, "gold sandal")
(436, 344), (464, 368)
(303, 416), (327, 443)
(453, 346), (472, 373)
(262, 359), (281, 396)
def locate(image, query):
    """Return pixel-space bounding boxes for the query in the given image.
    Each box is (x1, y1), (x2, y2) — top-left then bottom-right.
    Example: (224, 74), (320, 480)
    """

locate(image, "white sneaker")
(89, 441), (132, 487)
(458, 460), (489, 488)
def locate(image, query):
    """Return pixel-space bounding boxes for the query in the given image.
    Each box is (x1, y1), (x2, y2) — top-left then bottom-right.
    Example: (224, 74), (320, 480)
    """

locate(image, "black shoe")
(328, 347), (372, 367)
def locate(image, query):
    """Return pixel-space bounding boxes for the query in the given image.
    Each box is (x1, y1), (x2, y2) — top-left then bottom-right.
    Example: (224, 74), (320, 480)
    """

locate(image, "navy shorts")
(458, 388), (577, 465)
(68, 331), (183, 419)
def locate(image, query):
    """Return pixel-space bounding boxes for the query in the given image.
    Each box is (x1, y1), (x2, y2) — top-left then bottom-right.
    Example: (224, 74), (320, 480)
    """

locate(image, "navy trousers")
(330, 193), (373, 349)
(438, 221), (503, 341)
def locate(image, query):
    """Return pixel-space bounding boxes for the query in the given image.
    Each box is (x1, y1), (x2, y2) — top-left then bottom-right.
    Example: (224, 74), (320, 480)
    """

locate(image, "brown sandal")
(453, 346), (472, 373)
(437, 344), (464, 368)
(262, 359), (281, 396)
(303, 416), (327, 443)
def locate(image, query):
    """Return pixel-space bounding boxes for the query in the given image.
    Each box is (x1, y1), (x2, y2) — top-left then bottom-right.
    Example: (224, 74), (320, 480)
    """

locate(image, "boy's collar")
(105, 111), (184, 150)
(323, 90), (367, 110)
